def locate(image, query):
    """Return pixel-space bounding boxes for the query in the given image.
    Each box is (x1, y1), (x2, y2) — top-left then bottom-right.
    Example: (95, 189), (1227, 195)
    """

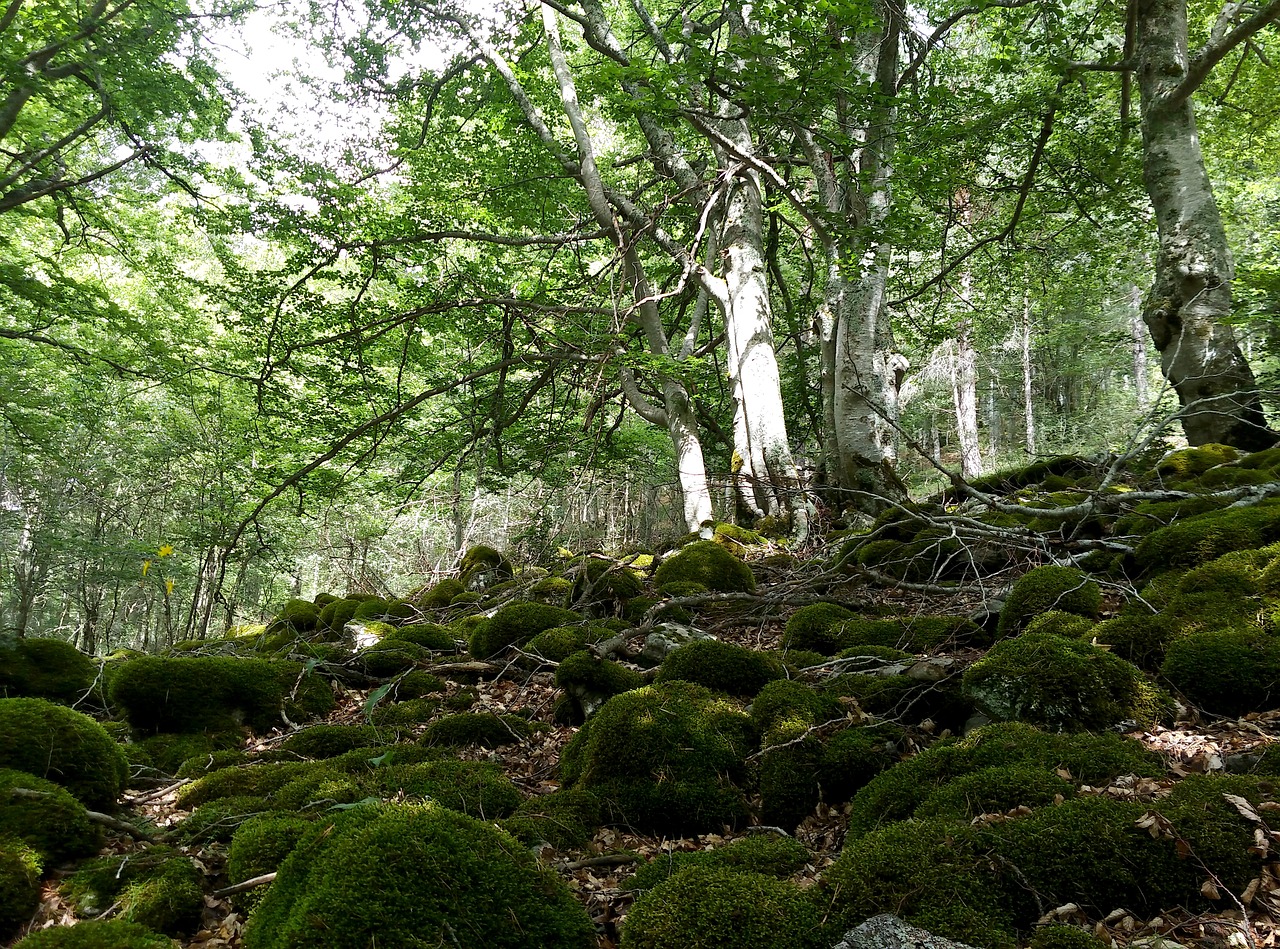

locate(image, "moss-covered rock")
(526, 625), (599, 663)
(782, 604), (857, 654)
(175, 761), (312, 810)
(355, 638), (427, 677)
(500, 789), (602, 849)
(280, 724), (391, 759)
(1029, 925), (1110, 949)
(0, 838), (40, 939)
(963, 632), (1172, 731)
(914, 764), (1075, 821)
(264, 599), (319, 636)
(625, 834), (812, 892)
(751, 679), (842, 742)
(0, 698), (128, 810)
(997, 566), (1101, 639)
(384, 623), (455, 650)
(108, 656), (333, 735)
(1134, 499), (1280, 572)
(177, 796), (271, 843)
(1022, 611), (1096, 639)
(317, 597), (361, 634)
(138, 732), (243, 778)
(561, 681), (755, 834)
(0, 769), (100, 862)
(621, 866), (827, 949)
(1160, 627), (1280, 715)
(174, 749), (247, 779)
(64, 848), (203, 936)
(838, 614), (985, 652)
(1148, 443), (1241, 483)
(421, 712), (531, 748)
(571, 557), (643, 612)
(375, 760), (523, 819)
(389, 670), (445, 699)
(1091, 613), (1173, 670)
(226, 813), (313, 902)
(242, 803), (594, 949)
(469, 603), (583, 660)
(458, 545), (515, 590)
(0, 637), (96, 704)
(654, 541), (755, 593)
(656, 639), (785, 697)
(12, 920), (177, 948)
(370, 697), (440, 726)
(416, 578), (466, 609)
(554, 650), (644, 721)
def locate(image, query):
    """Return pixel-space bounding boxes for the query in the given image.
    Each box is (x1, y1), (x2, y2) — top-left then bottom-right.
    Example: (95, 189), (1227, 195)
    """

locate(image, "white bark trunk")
(1022, 294), (1036, 454)
(1128, 282), (1150, 412)
(952, 320), (984, 478)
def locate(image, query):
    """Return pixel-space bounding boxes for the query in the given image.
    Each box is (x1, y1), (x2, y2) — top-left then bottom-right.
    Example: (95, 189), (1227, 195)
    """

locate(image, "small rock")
(834, 914), (979, 949)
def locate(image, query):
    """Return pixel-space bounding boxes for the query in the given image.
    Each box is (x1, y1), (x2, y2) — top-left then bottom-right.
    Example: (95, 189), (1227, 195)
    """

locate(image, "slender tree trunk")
(1133, 0), (1275, 449)
(1022, 294), (1036, 454)
(1127, 282), (1150, 412)
(952, 321), (984, 478)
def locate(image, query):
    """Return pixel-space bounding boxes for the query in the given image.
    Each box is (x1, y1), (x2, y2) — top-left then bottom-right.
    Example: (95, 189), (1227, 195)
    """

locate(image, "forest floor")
(17, 564), (1280, 949)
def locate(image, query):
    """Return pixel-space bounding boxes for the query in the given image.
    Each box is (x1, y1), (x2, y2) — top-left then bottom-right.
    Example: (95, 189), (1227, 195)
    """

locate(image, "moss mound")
(962, 632), (1171, 731)
(469, 603), (583, 660)
(139, 732), (243, 777)
(1161, 627), (1280, 715)
(560, 681), (754, 834)
(356, 638), (428, 676)
(280, 724), (390, 759)
(654, 541), (755, 593)
(838, 614), (985, 652)
(417, 578), (467, 609)
(621, 866), (827, 949)
(625, 834), (812, 891)
(0, 769), (100, 862)
(12, 920), (177, 948)
(226, 813), (313, 895)
(1029, 926), (1110, 949)
(527, 625), (601, 663)
(265, 599), (319, 636)
(500, 789), (602, 849)
(0, 698), (128, 810)
(656, 638), (785, 697)
(377, 759), (523, 818)
(1091, 613), (1173, 670)
(554, 650), (644, 721)
(997, 566), (1101, 639)
(64, 848), (203, 936)
(421, 712), (531, 748)
(0, 839), (40, 939)
(1134, 499), (1280, 572)
(177, 796), (271, 843)
(458, 545), (515, 588)
(914, 764), (1075, 821)
(0, 637), (96, 704)
(385, 623), (455, 650)
(782, 604), (857, 654)
(242, 803), (594, 949)
(571, 557), (644, 611)
(108, 656), (333, 735)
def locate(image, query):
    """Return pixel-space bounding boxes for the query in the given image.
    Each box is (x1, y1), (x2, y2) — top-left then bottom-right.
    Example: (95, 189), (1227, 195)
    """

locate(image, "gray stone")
(834, 914), (979, 949)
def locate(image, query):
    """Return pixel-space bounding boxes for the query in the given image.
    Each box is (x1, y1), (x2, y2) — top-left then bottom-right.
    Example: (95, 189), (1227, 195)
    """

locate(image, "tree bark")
(1021, 294), (1036, 454)
(952, 319), (984, 478)
(1133, 0), (1276, 450)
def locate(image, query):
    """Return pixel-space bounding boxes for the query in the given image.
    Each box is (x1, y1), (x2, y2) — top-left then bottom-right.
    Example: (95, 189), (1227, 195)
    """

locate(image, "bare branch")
(1169, 0), (1280, 108)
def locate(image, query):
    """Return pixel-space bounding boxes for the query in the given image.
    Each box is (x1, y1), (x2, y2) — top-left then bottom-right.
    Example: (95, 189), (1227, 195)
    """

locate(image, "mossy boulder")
(1029, 926), (1110, 949)
(560, 681), (755, 833)
(838, 614), (985, 652)
(138, 732), (242, 777)
(913, 764), (1075, 821)
(421, 712), (531, 748)
(458, 545), (515, 590)
(1160, 627), (1280, 715)
(389, 670), (445, 699)
(1148, 443), (1241, 483)
(0, 769), (100, 862)
(625, 834), (812, 891)
(996, 565), (1101, 639)
(656, 638), (785, 697)
(108, 656), (333, 735)
(264, 599), (320, 635)
(0, 698), (128, 810)
(0, 637), (96, 704)
(226, 813), (313, 902)
(621, 866), (827, 949)
(370, 697), (440, 726)
(12, 920), (177, 948)
(416, 578), (466, 609)
(1023, 610), (1096, 639)
(526, 625), (601, 663)
(177, 796), (271, 843)
(1091, 613), (1173, 670)
(375, 760), (523, 818)
(654, 541), (755, 593)
(782, 603), (857, 654)
(571, 557), (643, 612)
(356, 638), (428, 676)
(242, 803), (594, 949)
(500, 788), (602, 849)
(64, 848), (203, 936)
(1134, 499), (1280, 572)
(175, 761), (313, 810)
(318, 597), (361, 634)
(554, 650), (644, 721)
(384, 623), (455, 650)
(469, 603), (583, 660)
(963, 632), (1172, 731)
(280, 724), (390, 759)
(0, 839), (40, 939)
(751, 679), (842, 743)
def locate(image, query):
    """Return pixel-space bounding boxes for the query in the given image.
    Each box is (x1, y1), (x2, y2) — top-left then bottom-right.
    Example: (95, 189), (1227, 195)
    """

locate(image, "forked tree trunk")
(1134, 0), (1276, 449)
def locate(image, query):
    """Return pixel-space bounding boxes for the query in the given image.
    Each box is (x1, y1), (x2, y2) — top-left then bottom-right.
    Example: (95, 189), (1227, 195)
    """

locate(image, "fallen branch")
(9, 788), (155, 841)
(558, 853), (638, 871)
(214, 872), (277, 897)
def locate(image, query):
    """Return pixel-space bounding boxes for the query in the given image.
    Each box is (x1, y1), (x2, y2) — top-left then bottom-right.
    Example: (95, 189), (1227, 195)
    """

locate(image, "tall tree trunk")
(1128, 283), (1150, 412)
(1133, 0), (1275, 449)
(1022, 294), (1037, 454)
(952, 320), (984, 478)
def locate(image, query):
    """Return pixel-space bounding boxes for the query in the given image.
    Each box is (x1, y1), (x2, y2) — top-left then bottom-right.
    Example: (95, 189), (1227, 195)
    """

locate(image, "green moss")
(12, 920), (177, 949)
(1160, 627), (1280, 715)
(0, 838), (40, 939)
(997, 566), (1101, 639)
(109, 656), (333, 735)
(782, 604), (857, 654)
(821, 819), (1021, 949)
(817, 725), (903, 805)
(469, 603), (583, 660)
(389, 670), (445, 699)
(0, 769), (100, 862)
(318, 597), (360, 633)
(1029, 925), (1110, 949)
(0, 698), (128, 810)
(226, 813), (313, 894)
(621, 866), (826, 949)
(1148, 443), (1241, 482)
(554, 651), (644, 721)
(1135, 499), (1280, 571)
(1091, 614), (1173, 670)
(375, 760), (523, 818)
(65, 848), (203, 936)
(751, 680), (841, 739)
(384, 623), (455, 650)
(654, 541), (755, 593)
(914, 764), (1075, 821)
(444, 687), (478, 711)
(242, 803), (593, 949)
(839, 614), (985, 652)
(0, 637), (96, 703)
(526, 625), (596, 663)
(529, 575), (574, 606)
(656, 639), (785, 697)
(562, 681), (755, 834)
(356, 638), (427, 676)
(963, 632), (1171, 731)
(500, 789), (602, 849)
(571, 557), (644, 610)
(351, 597), (414, 623)
(174, 748), (247, 779)
(626, 834), (812, 892)
(421, 712), (531, 748)
(281, 724), (391, 759)
(823, 672), (970, 730)
(844, 723), (1163, 840)
(416, 578), (466, 609)
(139, 732), (242, 777)
(265, 599), (319, 635)
(1156, 774), (1277, 895)
(370, 697), (440, 726)
(176, 761), (312, 809)
(177, 796), (271, 843)
(1023, 610), (1096, 639)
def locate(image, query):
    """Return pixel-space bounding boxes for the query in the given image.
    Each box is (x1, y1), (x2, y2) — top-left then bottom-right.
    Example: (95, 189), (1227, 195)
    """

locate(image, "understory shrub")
(0, 698), (128, 810)
(242, 803), (594, 949)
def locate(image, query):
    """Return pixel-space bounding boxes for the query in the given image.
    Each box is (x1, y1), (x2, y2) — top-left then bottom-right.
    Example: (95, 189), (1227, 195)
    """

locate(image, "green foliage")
(0, 638), (96, 704)
(782, 604), (856, 654)
(962, 632), (1172, 731)
(108, 656), (333, 735)
(997, 566), (1101, 638)
(625, 835), (812, 891)
(12, 920), (177, 949)
(0, 698), (128, 810)
(1160, 627), (1280, 715)
(656, 639), (786, 697)
(654, 541), (755, 593)
(469, 603), (583, 660)
(64, 848), (203, 936)
(0, 839), (41, 938)
(242, 803), (594, 949)
(500, 789), (602, 849)
(421, 712), (531, 748)
(621, 866), (827, 949)
(561, 681), (755, 834)
(0, 769), (101, 862)
(1029, 926), (1110, 949)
